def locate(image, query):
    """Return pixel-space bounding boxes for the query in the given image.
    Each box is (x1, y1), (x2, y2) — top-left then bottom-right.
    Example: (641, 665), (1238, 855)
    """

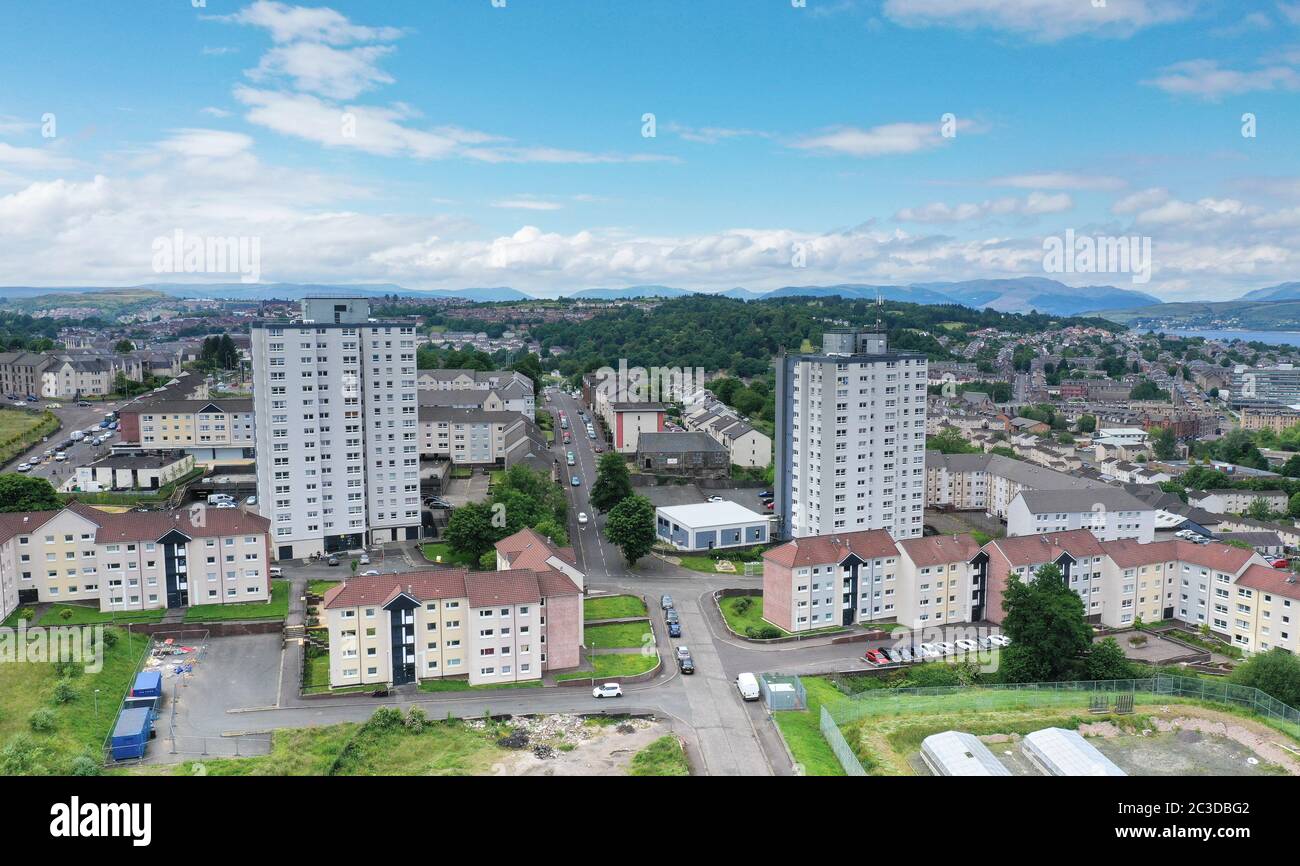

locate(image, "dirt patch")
(1147, 709), (1300, 775)
(479, 715), (669, 776)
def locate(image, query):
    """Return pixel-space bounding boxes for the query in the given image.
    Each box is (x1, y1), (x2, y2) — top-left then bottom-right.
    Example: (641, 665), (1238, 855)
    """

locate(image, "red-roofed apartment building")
(322, 529), (584, 689)
(0, 503), (272, 622)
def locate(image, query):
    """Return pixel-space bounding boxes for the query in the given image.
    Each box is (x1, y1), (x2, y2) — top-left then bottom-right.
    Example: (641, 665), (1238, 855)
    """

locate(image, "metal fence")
(823, 675), (1300, 733)
(760, 673), (807, 710)
(819, 706), (866, 776)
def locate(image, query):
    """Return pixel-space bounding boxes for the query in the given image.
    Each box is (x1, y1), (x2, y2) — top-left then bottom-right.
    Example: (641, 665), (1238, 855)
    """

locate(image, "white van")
(735, 672), (760, 702)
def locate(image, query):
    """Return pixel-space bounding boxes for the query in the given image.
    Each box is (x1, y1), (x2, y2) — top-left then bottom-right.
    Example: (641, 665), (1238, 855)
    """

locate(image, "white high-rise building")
(252, 298), (422, 560)
(774, 330), (928, 540)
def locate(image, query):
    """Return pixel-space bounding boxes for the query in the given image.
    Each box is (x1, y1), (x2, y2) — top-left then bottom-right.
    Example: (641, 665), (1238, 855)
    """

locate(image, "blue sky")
(2, 0), (1299, 299)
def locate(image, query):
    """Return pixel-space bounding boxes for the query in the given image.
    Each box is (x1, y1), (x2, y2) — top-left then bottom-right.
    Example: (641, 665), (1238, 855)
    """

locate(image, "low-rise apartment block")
(322, 562), (582, 689)
(1006, 488), (1156, 542)
(925, 451), (1108, 519)
(0, 503), (272, 622)
(119, 397), (255, 461)
(417, 368), (535, 419)
(1188, 488), (1289, 516)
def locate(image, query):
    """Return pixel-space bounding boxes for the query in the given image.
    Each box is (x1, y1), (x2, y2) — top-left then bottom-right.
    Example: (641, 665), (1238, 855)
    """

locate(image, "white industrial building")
(654, 501), (771, 552)
(775, 330), (928, 540)
(252, 298), (422, 560)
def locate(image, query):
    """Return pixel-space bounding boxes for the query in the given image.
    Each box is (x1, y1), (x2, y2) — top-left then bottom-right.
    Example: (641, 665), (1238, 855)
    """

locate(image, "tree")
(1229, 648), (1300, 709)
(999, 563), (1092, 682)
(1245, 497), (1274, 521)
(927, 428), (978, 454)
(603, 494), (656, 567)
(1077, 414), (1096, 434)
(589, 452), (633, 513)
(1288, 491), (1300, 519)
(1150, 425), (1178, 461)
(0, 475), (61, 512)
(1085, 637), (1136, 680)
(444, 501), (499, 562)
(113, 339), (134, 354)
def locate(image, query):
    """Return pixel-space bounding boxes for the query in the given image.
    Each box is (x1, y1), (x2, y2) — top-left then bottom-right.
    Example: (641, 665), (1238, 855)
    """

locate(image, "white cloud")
(1146, 59), (1300, 100)
(214, 1), (403, 45)
(201, 46), (240, 56)
(667, 123), (770, 144)
(895, 192), (1073, 223)
(989, 172), (1125, 191)
(491, 198), (564, 211)
(881, 0), (1195, 41)
(1280, 2), (1300, 25)
(157, 129), (255, 160)
(791, 121), (967, 157)
(1112, 187), (1171, 215)
(249, 42), (396, 99)
(0, 141), (78, 170)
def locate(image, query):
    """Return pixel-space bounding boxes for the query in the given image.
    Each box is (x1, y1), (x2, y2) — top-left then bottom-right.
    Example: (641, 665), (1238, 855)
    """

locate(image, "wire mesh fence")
(760, 673), (807, 710)
(823, 675), (1300, 735)
(819, 706), (866, 776)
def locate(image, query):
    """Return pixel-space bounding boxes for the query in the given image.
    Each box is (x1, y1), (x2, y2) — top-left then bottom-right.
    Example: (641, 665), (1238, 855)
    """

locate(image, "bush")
(732, 597), (753, 615)
(744, 625), (781, 640)
(28, 708), (57, 733)
(69, 755), (102, 776)
(101, 628), (119, 648)
(404, 707), (428, 733)
(1230, 648), (1300, 708)
(0, 734), (46, 775)
(52, 679), (79, 705)
(365, 706), (405, 732)
(14, 607), (34, 622)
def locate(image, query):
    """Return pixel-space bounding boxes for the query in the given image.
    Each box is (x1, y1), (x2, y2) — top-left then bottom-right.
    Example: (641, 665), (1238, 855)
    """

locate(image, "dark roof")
(636, 431), (727, 454)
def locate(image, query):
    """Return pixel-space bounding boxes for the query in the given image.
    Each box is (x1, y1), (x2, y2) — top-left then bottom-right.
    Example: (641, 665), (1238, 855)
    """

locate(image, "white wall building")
(252, 298), (422, 560)
(775, 330), (928, 539)
(1006, 489), (1156, 543)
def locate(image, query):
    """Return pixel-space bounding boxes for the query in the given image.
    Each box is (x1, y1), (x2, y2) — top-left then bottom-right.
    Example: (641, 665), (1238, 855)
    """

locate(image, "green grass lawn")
(417, 678), (543, 693)
(307, 579), (340, 597)
(629, 735), (691, 776)
(0, 627), (148, 774)
(36, 604), (165, 626)
(302, 646), (331, 695)
(771, 676), (848, 777)
(677, 556), (739, 574)
(450, 467), (473, 479)
(421, 543), (476, 567)
(556, 652), (659, 681)
(718, 596), (844, 639)
(583, 594), (648, 621)
(0, 408), (58, 465)
(184, 579), (289, 622)
(585, 622), (653, 649)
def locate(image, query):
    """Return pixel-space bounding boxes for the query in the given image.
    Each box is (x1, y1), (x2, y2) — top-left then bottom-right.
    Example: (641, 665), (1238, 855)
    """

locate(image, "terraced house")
(0, 503), (272, 622)
(322, 529), (582, 688)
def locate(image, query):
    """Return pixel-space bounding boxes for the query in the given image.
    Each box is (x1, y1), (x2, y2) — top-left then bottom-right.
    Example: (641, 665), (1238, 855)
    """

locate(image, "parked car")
(936, 642), (956, 656)
(917, 643), (941, 658)
(592, 683), (623, 699)
(706, 495), (724, 503)
(667, 620), (681, 638)
(660, 594), (674, 610)
(593, 444), (603, 452)
(735, 672), (760, 701)
(327, 556), (340, 566)
(359, 554), (370, 565)
(15, 463), (31, 472)
(896, 647), (914, 663)
(758, 490), (773, 499)
(677, 650), (695, 674)
(268, 567), (283, 578)
(570, 475), (581, 486)
(989, 634), (1011, 647)
(675, 646), (691, 661)
(882, 648), (903, 664)
(955, 639), (978, 653)
(977, 636), (995, 649)
(863, 648), (889, 666)
(361, 569), (380, 576)
(665, 609), (680, 625)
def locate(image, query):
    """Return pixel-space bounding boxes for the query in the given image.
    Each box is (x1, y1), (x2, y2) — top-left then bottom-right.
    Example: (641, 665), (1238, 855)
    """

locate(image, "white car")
(917, 643), (942, 658)
(706, 495), (725, 503)
(359, 554), (371, 565)
(936, 641), (956, 656)
(988, 634), (1011, 647)
(361, 569), (380, 576)
(954, 639), (978, 653)
(16, 463), (31, 472)
(577, 512), (589, 526)
(592, 683), (623, 699)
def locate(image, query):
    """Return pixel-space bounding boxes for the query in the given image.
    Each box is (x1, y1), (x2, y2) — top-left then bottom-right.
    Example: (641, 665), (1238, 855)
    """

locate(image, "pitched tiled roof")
(465, 568), (543, 607)
(323, 569), (469, 609)
(1235, 563), (1300, 601)
(898, 534), (981, 567)
(0, 510), (65, 544)
(987, 529), (1107, 566)
(763, 529), (899, 569)
(495, 526), (578, 569)
(92, 506), (271, 544)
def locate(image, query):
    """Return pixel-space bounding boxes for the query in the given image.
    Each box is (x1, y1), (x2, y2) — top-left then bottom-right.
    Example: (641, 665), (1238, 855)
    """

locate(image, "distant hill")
(1096, 299), (1300, 331)
(1237, 282), (1300, 302)
(566, 285), (695, 300)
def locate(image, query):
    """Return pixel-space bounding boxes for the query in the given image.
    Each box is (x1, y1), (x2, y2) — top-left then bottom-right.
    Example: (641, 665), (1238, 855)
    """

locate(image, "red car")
(563, 433), (571, 444)
(863, 649), (889, 666)
(1273, 559), (1290, 569)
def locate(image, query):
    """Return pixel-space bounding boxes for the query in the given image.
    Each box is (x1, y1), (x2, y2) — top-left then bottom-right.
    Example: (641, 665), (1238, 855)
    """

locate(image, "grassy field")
(0, 626), (147, 775)
(585, 622), (653, 649)
(718, 596), (844, 639)
(184, 580), (289, 622)
(771, 676), (848, 777)
(307, 579), (340, 597)
(584, 594), (647, 621)
(35, 604), (165, 626)
(417, 678), (543, 693)
(629, 735), (691, 776)
(556, 652), (659, 681)
(421, 543), (476, 567)
(0, 408), (58, 466)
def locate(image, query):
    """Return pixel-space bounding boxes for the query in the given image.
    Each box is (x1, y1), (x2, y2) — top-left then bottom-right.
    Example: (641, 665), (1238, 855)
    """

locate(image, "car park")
(592, 682), (623, 699)
(661, 594), (673, 610)
(863, 648), (889, 666)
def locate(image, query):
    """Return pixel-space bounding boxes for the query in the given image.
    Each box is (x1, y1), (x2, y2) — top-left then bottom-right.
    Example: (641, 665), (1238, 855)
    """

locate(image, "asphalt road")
(3, 398), (130, 482)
